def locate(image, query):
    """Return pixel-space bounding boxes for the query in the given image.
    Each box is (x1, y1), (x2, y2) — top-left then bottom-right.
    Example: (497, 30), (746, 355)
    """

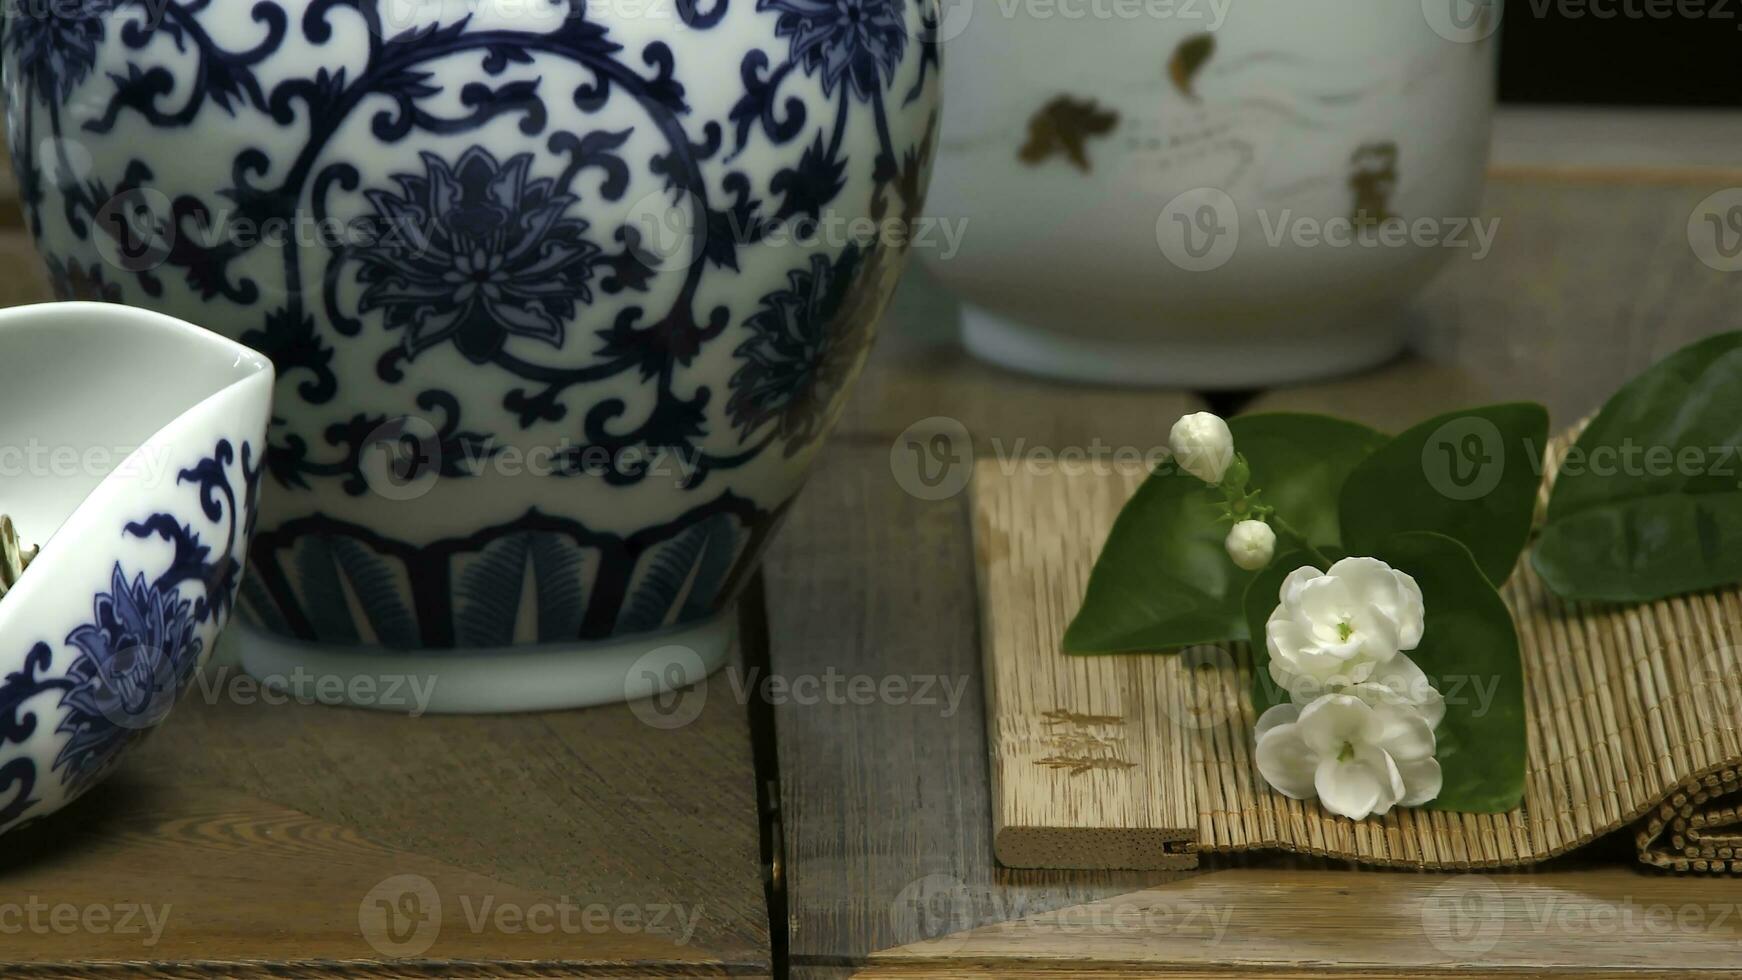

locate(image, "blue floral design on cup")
(53, 565), (205, 791)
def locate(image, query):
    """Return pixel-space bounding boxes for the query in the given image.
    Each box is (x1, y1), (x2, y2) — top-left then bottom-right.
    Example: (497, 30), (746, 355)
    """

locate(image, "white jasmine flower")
(1168, 412), (1234, 485)
(1269, 647), (1448, 725)
(1225, 520), (1275, 572)
(1255, 692), (1442, 820)
(1265, 557), (1425, 697)
(1345, 656), (1445, 731)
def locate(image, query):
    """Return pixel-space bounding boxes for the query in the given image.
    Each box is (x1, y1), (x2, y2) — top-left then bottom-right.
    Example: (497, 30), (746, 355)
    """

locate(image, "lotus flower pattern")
(54, 565), (203, 791)
(354, 146), (602, 364)
(5, 0), (109, 104)
(761, 0), (907, 101)
(728, 243), (889, 455)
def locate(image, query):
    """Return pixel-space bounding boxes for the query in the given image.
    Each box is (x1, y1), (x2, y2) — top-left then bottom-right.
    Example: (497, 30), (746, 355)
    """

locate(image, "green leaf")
(1340, 403), (1549, 586)
(1379, 533), (1525, 814)
(1244, 534), (1525, 814)
(1064, 414), (1386, 653)
(1534, 332), (1742, 601)
(1246, 415), (1391, 550)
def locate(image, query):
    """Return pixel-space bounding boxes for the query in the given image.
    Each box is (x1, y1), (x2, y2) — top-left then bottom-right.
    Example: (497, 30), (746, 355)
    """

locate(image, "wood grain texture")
(835, 268), (1204, 456)
(0, 773), (752, 978)
(101, 642), (770, 973)
(0, 641), (772, 976)
(1491, 108), (1742, 179)
(1249, 180), (1742, 432)
(761, 443), (1204, 970)
(971, 463), (1196, 871)
(861, 865), (1742, 977)
(767, 245), (1207, 972)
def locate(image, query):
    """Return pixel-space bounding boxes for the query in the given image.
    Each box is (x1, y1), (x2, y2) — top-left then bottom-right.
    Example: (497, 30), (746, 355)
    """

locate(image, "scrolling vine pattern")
(8, 0), (939, 493)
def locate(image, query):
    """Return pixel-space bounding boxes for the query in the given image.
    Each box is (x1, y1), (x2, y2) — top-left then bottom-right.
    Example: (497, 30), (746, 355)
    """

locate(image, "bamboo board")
(970, 440), (1742, 872)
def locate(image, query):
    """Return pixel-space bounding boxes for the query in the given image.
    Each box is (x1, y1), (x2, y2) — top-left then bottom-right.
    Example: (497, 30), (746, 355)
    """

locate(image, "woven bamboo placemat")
(970, 433), (1742, 872)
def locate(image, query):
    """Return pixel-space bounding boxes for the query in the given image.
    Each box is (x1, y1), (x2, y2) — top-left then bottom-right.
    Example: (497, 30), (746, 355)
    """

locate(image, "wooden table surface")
(1, 109), (1741, 978)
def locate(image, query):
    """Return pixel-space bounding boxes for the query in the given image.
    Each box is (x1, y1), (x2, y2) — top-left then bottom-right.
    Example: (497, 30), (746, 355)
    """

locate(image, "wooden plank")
(838, 269), (1205, 458)
(1249, 179), (1742, 431)
(970, 460), (1196, 871)
(65, 641), (772, 975)
(777, 267), (1207, 952)
(860, 864), (1742, 977)
(769, 265), (1206, 963)
(1491, 107), (1742, 180)
(762, 442), (1205, 971)
(0, 773), (739, 977)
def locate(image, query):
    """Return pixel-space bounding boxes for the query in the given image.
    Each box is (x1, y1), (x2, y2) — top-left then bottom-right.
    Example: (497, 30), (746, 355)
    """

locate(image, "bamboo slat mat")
(970, 432), (1742, 872)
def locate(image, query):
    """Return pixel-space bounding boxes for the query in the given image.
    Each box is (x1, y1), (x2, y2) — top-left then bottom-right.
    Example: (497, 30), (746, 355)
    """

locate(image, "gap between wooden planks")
(969, 448), (1742, 872)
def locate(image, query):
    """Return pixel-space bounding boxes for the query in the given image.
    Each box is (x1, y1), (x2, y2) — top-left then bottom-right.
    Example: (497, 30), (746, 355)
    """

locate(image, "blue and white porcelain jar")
(4, 0), (939, 711)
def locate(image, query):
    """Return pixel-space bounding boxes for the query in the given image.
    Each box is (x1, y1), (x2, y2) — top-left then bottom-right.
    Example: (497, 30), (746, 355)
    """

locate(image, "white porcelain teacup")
(922, 0), (1500, 387)
(0, 302), (273, 836)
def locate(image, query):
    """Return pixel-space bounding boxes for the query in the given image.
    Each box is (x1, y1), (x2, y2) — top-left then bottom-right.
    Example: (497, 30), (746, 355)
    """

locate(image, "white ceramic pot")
(5, 0), (940, 711)
(0, 303), (272, 836)
(921, 0), (1498, 387)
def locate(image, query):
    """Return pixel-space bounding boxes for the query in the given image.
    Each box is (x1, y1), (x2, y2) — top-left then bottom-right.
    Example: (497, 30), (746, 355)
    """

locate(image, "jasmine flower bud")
(1168, 412), (1234, 485)
(1225, 520), (1276, 571)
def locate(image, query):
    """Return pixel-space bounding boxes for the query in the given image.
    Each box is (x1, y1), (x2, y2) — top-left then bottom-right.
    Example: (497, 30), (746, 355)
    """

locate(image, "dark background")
(1498, 6), (1739, 104)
